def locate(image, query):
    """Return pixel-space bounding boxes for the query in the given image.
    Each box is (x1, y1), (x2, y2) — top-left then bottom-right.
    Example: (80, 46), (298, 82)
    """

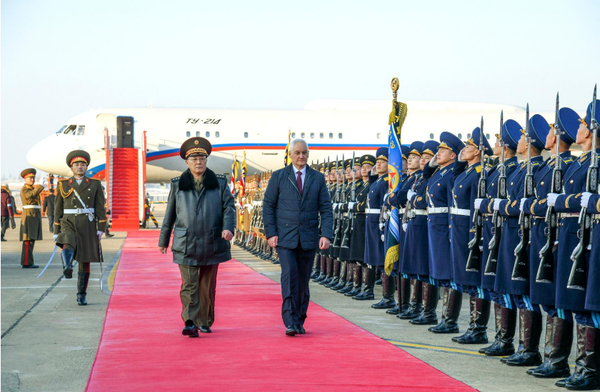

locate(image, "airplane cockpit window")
(56, 125), (67, 134)
(76, 125), (85, 136)
(186, 131), (191, 137)
(310, 133), (314, 139)
(244, 132), (248, 138)
(301, 132), (305, 138)
(429, 133), (434, 139)
(196, 131), (200, 137)
(205, 131), (210, 137)
(57, 125), (77, 135)
(215, 131), (220, 138)
(329, 133), (333, 139)
(338, 133), (342, 139)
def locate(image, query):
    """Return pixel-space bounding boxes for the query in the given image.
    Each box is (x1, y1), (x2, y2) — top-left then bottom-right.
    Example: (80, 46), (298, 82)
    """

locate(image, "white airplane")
(26, 100), (558, 183)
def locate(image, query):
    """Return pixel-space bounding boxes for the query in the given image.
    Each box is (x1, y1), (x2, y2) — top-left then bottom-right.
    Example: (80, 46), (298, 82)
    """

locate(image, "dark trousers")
(21, 240), (35, 266)
(1, 216), (8, 239)
(277, 245), (317, 327)
(47, 215), (54, 232)
(179, 264), (219, 328)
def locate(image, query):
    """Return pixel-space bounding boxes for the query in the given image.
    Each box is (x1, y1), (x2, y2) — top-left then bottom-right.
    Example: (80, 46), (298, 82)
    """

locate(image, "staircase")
(109, 148), (143, 231)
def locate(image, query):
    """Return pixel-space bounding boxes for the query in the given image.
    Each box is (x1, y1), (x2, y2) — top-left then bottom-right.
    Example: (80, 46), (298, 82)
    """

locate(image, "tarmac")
(1, 214), (577, 392)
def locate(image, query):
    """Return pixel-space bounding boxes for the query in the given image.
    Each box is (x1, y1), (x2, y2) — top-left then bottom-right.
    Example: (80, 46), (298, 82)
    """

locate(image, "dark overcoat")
(585, 185), (600, 312)
(363, 174), (388, 267)
(401, 172), (430, 276)
(20, 184), (44, 241)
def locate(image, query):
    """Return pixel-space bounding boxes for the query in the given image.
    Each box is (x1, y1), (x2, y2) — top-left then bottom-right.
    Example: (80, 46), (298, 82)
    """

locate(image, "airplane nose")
(26, 141), (47, 168)
(26, 136), (75, 175)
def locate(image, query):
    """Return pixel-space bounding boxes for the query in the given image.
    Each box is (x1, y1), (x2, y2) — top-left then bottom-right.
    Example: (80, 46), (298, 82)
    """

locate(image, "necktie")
(296, 171), (303, 194)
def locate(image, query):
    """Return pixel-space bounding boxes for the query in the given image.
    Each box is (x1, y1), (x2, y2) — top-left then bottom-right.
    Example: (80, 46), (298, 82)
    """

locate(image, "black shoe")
(64, 268), (73, 279)
(353, 290), (375, 301)
(485, 342), (515, 357)
(297, 325), (306, 335)
(182, 325), (199, 338)
(199, 326), (212, 333)
(398, 305), (423, 320)
(337, 284), (353, 294)
(531, 365), (571, 379)
(386, 304), (400, 314)
(371, 298), (396, 309)
(106, 234), (114, 238)
(345, 287), (361, 297)
(77, 294), (87, 306)
(285, 325), (297, 336)
(410, 314), (438, 325)
(22, 264), (40, 269)
(1, 238), (6, 241)
(454, 330), (489, 344)
(429, 322), (459, 334)
(506, 351), (543, 367)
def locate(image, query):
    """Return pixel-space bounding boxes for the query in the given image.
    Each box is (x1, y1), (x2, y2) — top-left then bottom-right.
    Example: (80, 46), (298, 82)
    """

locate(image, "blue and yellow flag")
(231, 152), (239, 196)
(283, 129), (292, 167)
(384, 122), (403, 276)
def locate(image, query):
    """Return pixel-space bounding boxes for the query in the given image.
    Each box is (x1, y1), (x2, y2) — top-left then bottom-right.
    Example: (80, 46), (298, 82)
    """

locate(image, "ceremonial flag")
(283, 129), (292, 167)
(240, 150), (248, 222)
(231, 152), (239, 196)
(384, 97), (407, 276)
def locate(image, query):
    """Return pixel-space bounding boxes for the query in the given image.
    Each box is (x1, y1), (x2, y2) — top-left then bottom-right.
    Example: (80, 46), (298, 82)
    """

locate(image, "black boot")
(565, 326), (600, 390)
(411, 282), (439, 325)
(429, 288), (461, 333)
(389, 276), (410, 315)
(398, 279), (423, 319)
(505, 309), (543, 366)
(346, 262), (362, 297)
(77, 271), (90, 306)
(332, 261), (347, 291)
(319, 258), (334, 285)
(338, 262), (354, 294)
(312, 256), (327, 282)
(324, 259), (341, 288)
(485, 306), (516, 356)
(61, 248), (74, 279)
(353, 266), (375, 300)
(372, 273), (396, 309)
(375, 269), (382, 285)
(454, 297), (490, 344)
(480, 302), (502, 353)
(529, 315), (572, 378)
(557, 323), (587, 387)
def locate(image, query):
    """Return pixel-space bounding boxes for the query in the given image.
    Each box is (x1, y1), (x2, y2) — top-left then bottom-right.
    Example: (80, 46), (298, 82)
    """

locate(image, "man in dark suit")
(263, 138), (333, 336)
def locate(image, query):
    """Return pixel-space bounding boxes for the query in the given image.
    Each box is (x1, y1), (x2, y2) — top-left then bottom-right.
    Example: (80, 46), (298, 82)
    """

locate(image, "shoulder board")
(532, 162), (541, 166)
(171, 176), (180, 182)
(507, 162), (516, 167)
(564, 158), (573, 163)
(59, 178), (69, 182)
(90, 178), (101, 181)
(383, 175), (389, 181)
(476, 166), (482, 173)
(216, 174), (227, 180)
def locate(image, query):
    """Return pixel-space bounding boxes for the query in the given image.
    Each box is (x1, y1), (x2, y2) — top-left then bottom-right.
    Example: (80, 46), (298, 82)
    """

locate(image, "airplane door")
(97, 113), (117, 149)
(117, 116), (134, 148)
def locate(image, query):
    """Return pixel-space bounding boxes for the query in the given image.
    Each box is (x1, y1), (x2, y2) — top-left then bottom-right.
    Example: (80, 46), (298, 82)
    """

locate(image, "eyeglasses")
(187, 156), (207, 162)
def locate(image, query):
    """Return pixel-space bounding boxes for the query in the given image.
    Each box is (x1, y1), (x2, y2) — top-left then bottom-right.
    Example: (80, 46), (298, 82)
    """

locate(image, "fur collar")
(179, 168), (219, 191)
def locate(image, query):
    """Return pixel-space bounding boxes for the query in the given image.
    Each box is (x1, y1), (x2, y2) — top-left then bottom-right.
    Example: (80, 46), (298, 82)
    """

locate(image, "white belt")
(428, 207), (449, 214)
(413, 209), (428, 216)
(559, 213), (580, 219)
(64, 208), (95, 215)
(365, 208), (381, 214)
(22, 205), (41, 209)
(398, 208), (406, 214)
(450, 207), (470, 217)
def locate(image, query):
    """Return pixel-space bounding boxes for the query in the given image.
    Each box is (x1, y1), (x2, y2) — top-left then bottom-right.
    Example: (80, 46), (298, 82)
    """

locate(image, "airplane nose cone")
(26, 136), (73, 175)
(26, 141), (47, 168)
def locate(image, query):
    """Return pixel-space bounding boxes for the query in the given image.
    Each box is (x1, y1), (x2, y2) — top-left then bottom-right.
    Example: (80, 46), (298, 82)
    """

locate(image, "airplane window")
(186, 131), (191, 137)
(458, 133), (462, 139)
(310, 133), (314, 139)
(244, 132), (248, 138)
(329, 133), (333, 139)
(215, 131), (220, 138)
(206, 131), (210, 137)
(377, 133), (381, 139)
(76, 125), (85, 135)
(486, 133), (490, 139)
(429, 133), (434, 139)
(320, 133), (324, 139)
(63, 125), (77, 135)
(301, 132), (305, 138)
(56, 125), (67, 135)
(467, 133), (471, 139)
(196, 131), (200, 137)
(338, 133), (342, 139)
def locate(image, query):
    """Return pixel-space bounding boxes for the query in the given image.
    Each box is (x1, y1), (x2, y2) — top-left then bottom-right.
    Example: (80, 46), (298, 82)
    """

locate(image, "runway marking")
(386, 339), (489, 357)
(2, 286), (77, 289)
(102, 244), (123, 294)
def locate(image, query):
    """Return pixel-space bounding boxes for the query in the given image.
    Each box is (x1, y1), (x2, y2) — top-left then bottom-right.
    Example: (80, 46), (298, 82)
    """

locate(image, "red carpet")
(87, 231), (475, 391)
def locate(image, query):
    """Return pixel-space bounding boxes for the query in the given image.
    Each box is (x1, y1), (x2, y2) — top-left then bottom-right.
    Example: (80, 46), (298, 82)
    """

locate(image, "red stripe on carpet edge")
(86, 231), (476, 392)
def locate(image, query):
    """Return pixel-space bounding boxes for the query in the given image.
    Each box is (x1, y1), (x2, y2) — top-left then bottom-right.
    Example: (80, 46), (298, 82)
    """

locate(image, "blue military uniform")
(364, 148), (389, 269)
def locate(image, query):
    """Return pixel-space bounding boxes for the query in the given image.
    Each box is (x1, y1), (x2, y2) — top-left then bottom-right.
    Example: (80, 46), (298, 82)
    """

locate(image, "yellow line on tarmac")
(387, 340), (488, 356)
(108, 259), (119, 292)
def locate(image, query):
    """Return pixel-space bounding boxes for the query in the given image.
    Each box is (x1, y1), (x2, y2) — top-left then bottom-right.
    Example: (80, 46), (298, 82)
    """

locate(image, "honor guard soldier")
(405, 141), (440, 325)
(548, 100), (600, 390)
(54, 151), (107, 305)
(330, 158), (354, 291)
(423, 132), (465, 334)
(335, 157), (359, 293)
(348, 154), (376, 299)
(476, 119), (521, 357)
(493, 114), (548, 367)
(358, 148), (388, 302)
(450, 127), (493, 344)
(20, 168), (44, 268)
(386, 144), (420, 315)
(521, 106), (577, 378)
(313, 161), (336, 284)
(311, 162), (327, 279)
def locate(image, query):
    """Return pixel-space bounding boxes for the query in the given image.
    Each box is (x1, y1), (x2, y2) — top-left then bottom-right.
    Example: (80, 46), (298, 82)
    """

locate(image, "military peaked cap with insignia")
(439, 132), (465, 156)
(180, 137), (212, 159)
(466, 127), (493, 155)
(344, 158), (353, 169)
(527, 114), (551, 151)
(353, 156), (361, 166)
(318, 162), (325, 171)
(409, 141), (424, 156)
(421, 140), (439, 156)
(360, 154), (376, 166)
(21, 168), (37, 178)
(583, 100), (600, 131)
(502, 119), (522, 151)
(557, 107), (579, 144)
(66, 150), (91, 167)
(337, 160), (343, 169)
(376, 147), (388, 161)
(401, 144), (411, 160)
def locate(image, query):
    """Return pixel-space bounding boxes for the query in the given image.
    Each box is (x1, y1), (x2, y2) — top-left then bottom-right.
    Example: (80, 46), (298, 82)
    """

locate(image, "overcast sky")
(2, 0), (598, 177)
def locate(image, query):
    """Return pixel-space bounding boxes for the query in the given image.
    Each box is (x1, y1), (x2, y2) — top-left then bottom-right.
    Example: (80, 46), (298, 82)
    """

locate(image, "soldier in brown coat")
(54, 150), (107, 305)
(20, 168), (44, 268)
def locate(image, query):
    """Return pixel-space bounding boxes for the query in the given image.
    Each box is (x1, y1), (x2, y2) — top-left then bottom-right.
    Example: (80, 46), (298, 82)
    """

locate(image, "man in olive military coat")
(54, 150), (107, 305)
(20, 168), (44, 268)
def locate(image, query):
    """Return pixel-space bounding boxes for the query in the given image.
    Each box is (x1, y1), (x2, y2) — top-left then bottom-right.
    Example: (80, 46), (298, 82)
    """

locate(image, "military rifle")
(537, 93), (563, 283)
(512, 104), (534, 281)
(341, 152), (356, 249)
(485, 110), (506, 275)
(466, 117), (486, 272)
(568, 85), (598, 290)
(333, 155), (345, 249)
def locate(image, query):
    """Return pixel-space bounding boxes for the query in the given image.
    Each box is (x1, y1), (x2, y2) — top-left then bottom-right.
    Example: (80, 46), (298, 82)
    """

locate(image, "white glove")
(407, 190), (416, 202)
(493, 199), (505, 211)
(97, 230), (104, 240)
(379, 222), (385, 231)
(547, 193), (559, 207)
(581, 192), (593, 208)
(519, 198), (527, 212)
(474, 198), (483, 210)
(348, 202), (356, 210)
(402, 223), (408, 232)
(429, 153), (439, 168)
(53, 234), (58, 242)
